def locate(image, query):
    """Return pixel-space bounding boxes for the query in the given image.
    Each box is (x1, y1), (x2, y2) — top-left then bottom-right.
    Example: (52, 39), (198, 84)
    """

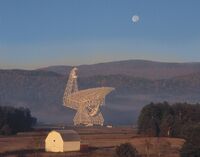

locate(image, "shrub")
(180, 124), (200, 157)
(115, 143), (139, 157)
(180, 142), (200, 157)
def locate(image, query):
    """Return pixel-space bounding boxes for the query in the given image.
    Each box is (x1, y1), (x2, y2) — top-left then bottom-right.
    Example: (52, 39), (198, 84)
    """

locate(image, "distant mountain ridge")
(1, 60), (200, 124)
(39, 60), (200, 79)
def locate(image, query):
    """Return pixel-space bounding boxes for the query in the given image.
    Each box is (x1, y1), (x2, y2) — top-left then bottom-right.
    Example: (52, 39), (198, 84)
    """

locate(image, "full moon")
(132, 15), (140, 23)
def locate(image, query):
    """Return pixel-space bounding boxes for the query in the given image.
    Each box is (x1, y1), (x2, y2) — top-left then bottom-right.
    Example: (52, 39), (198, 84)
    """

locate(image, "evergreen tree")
(0, 106), (37, 135)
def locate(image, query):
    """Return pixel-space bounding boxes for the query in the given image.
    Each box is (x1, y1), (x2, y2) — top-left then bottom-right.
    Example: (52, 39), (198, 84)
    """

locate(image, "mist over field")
(1, 60), (200, 124)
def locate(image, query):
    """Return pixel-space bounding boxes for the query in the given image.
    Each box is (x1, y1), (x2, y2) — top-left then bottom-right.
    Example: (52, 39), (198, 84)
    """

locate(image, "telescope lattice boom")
(63, 67), (114, 126)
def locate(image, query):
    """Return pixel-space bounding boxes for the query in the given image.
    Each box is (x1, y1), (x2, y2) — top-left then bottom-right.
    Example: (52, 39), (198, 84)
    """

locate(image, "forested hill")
(40, 60), (200, 79)
(1, 67), (200, 124)
(2, 59), (200, 124)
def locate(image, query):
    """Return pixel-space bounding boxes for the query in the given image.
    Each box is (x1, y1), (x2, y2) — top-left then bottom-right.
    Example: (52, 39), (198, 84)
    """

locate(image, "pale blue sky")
(0, 0), (200, 69)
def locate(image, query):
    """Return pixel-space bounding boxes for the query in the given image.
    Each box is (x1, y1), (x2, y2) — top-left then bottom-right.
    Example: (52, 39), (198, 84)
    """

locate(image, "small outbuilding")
(45, 130), (80, 152)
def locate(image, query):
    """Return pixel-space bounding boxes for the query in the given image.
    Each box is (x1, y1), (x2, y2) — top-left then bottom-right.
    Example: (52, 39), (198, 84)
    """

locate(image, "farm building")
(45, 130), (80, 152)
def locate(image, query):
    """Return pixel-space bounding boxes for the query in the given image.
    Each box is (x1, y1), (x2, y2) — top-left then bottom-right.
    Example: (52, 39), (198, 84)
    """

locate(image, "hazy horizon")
(1, 59), (200, 70)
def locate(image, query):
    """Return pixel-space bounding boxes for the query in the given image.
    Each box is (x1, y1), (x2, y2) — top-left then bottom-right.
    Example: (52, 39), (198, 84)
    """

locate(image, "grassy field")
(0, 127), (185, 157)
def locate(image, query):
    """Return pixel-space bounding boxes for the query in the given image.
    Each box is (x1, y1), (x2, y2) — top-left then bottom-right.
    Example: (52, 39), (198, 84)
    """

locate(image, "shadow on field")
(0, 149), (44, 157)
(0, 147), (113, 157)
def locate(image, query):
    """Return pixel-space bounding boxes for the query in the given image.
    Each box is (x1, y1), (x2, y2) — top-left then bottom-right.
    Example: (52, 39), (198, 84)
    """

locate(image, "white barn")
(45, 130), (80, 152)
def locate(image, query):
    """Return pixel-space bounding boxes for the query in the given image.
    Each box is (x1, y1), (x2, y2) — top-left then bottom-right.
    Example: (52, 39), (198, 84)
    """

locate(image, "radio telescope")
(63, 67), (114, 126)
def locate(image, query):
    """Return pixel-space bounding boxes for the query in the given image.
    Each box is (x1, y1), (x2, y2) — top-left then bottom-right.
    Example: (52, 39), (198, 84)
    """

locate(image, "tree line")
(137, 102), (200, 157)
(0, 106), (37, 135)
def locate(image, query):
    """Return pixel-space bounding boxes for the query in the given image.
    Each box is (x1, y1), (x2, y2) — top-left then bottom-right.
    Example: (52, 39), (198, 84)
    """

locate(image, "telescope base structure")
(63, 67), (114, 127)
(73, 109), (104, 126)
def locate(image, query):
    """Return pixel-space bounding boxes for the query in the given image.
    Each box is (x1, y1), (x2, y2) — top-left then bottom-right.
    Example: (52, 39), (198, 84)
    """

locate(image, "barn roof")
(55, 130), (80, 141)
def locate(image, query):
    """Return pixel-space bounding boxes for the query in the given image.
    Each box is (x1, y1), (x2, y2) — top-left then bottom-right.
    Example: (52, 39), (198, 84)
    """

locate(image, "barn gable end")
(45, 130), (80, 152)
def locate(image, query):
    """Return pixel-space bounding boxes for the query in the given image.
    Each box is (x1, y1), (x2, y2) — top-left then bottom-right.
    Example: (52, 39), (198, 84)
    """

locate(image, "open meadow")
(0, 127), (185, 157)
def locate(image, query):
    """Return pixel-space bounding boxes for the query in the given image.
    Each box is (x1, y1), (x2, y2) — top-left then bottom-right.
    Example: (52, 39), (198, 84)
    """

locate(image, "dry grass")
(0, 127), (185, 157)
